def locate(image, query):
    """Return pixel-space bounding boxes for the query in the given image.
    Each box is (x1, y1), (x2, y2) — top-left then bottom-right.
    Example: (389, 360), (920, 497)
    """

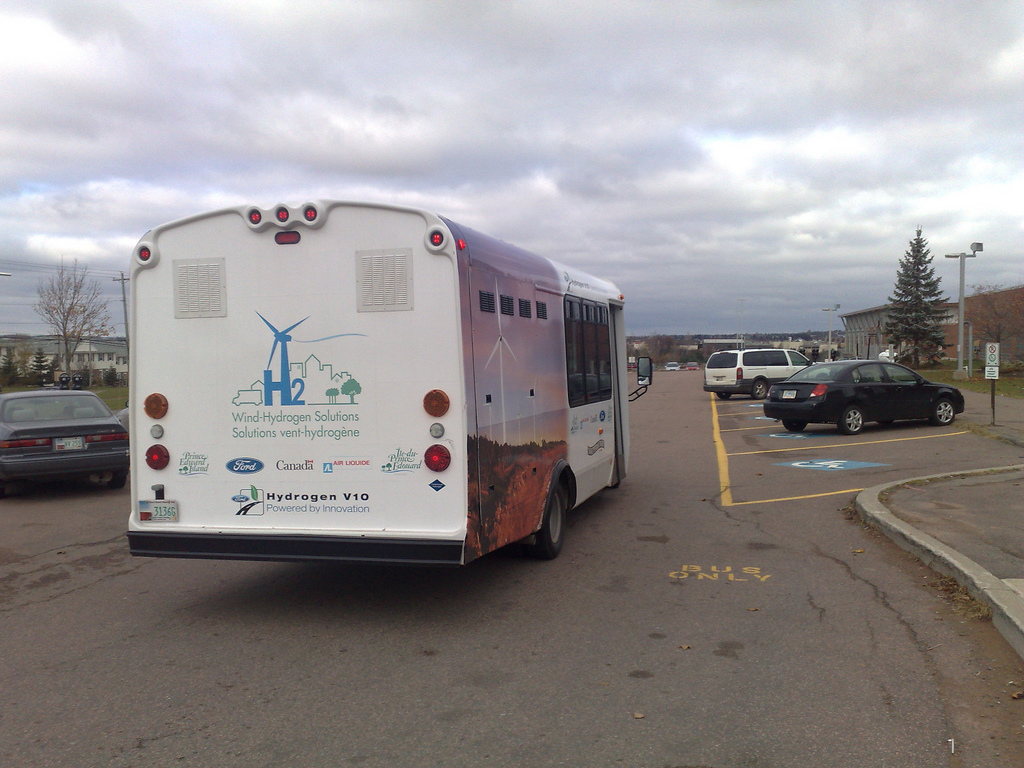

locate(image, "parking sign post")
(984, 343), (1000, 425)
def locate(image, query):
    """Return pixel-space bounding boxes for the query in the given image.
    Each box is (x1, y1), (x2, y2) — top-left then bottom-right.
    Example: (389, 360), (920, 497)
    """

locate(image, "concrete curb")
(855, 465), (1024, 662)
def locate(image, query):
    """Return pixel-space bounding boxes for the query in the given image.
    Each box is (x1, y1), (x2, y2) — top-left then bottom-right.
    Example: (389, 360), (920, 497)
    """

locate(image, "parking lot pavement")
(856, 388), (1024, 660)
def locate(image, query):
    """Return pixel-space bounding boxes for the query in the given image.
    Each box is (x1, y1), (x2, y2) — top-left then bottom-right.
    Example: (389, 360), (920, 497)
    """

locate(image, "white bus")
(127, 201), (650, 565)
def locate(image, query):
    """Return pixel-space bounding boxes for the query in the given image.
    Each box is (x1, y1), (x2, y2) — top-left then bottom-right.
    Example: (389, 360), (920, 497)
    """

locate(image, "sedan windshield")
(786, 362), (851, 383)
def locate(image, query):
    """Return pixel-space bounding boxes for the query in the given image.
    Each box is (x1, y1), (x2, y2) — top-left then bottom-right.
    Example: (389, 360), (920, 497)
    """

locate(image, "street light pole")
(822, 304), (840, 360)
(945, 243), (981, 379)
(737, 298), (747, 350)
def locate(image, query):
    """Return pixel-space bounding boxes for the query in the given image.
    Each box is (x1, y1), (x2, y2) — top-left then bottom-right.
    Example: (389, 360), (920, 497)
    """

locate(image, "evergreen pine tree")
(31, 348), (50, 385)
(884, 228), (948, 366)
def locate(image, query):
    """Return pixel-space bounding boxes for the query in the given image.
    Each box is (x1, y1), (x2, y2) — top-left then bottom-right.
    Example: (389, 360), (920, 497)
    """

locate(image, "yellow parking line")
(709, 393), (733, 506)
(727, 488), (866, 506)
(728, 430), (967, 456)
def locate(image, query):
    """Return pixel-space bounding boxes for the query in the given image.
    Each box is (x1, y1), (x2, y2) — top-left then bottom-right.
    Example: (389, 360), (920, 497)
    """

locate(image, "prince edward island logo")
(233, 314), (365, 407)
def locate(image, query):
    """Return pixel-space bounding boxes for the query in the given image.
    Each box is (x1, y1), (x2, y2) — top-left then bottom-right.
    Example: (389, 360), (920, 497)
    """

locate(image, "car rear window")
(707, 352), (738, 369)
(788, 363), (847, 383)
(1, 396), (110, 422)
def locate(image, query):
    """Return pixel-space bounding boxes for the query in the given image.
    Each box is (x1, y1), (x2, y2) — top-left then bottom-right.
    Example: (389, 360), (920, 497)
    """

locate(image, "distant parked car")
(762, 360), (964, 435)
(0, 390), (129, 498)
(685, 362), (700, 371)
(664, 362), (681, 371)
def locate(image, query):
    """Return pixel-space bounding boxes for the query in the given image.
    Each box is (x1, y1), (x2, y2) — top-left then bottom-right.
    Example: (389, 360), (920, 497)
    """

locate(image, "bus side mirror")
(637, 357), (653, 387)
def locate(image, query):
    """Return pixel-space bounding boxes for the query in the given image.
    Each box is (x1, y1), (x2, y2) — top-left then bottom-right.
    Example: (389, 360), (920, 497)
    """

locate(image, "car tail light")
(424, 444), (451, 472)
(87, 431), (128, 443)
(1, 437), (51, 449)
(736, 367), (743, 381)
(810, 384), (828, 398)
(145, 444), (170, 470)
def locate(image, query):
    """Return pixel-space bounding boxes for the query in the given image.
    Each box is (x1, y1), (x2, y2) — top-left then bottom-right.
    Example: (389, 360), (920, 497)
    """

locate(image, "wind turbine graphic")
(484, 289), (518, 445)
(258, 313), (308, 406)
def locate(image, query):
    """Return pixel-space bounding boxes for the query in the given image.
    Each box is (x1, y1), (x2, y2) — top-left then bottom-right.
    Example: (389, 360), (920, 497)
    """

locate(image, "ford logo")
(227, 457), (264, 474)
(231, 494), (250, 503)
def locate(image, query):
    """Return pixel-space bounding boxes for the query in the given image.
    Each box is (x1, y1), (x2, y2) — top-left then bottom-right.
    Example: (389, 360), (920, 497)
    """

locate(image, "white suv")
(703, 348), (811, 399)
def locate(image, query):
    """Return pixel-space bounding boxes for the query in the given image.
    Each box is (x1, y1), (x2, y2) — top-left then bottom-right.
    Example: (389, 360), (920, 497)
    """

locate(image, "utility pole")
(113, 272), (130, 363)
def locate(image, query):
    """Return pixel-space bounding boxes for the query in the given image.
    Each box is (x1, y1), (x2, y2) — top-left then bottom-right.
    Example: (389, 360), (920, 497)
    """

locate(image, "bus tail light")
(146, 444), (170, 470)
(144, 393), (168, 419)
(423, 389), (450, 417)
(424, 444), (451, 472)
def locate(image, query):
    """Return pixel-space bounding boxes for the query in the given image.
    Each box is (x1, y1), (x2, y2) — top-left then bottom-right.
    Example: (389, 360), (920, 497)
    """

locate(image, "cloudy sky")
(1, 0), (1021, 338)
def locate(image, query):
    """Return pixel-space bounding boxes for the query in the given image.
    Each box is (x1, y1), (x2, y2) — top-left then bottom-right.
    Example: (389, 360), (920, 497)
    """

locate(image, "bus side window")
(564, 296), (612, 406)
(564, 297), (585, 407)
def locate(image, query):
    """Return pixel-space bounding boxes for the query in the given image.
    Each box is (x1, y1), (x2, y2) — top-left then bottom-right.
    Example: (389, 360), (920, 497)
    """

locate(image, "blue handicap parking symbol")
(775, 459), (888, 471)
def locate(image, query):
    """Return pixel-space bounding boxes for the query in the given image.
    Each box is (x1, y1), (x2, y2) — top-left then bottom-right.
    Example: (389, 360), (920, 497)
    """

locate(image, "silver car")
(0, 390), (129, 498)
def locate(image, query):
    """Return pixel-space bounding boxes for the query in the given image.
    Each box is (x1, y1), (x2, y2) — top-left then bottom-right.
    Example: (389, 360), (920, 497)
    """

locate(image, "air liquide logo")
(232, 314), (366, 408)
(227, 457), (264, 474)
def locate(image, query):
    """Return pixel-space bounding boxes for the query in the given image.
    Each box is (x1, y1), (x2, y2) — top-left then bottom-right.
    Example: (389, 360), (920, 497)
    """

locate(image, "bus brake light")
(424, 445), (451, 472)
(146, 444), (170, 470)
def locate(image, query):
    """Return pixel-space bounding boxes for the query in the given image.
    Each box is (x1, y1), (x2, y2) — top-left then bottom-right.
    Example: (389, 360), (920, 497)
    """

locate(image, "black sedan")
(763, 360), (965, 435)
(0, 390), (129, 498)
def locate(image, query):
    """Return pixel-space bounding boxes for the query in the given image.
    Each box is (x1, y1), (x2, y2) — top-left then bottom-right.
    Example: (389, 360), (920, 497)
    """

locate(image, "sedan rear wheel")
(838, 404), (864, 435)
(929, 398), (956, 426)
(782, 420), (807, 432)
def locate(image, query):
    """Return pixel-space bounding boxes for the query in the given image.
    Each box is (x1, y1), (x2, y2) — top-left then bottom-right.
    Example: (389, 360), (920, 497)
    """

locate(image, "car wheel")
(838, 404), (864, 435)
(782, 420), (807, 432)
(750, 379), (768, 400)
(108, 471), (128, 489)
(929, 398), (956, 426)
(527, 485), (567, 560)
(716, 392), (732, 400)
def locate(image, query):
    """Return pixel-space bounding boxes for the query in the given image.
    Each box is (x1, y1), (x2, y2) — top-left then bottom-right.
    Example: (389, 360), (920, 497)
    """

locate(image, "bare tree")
(34, 260), (112, 375)
(969, 284), (1024, 345)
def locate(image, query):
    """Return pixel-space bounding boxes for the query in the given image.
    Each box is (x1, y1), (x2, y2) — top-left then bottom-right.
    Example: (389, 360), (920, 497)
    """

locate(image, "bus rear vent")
(173, 259), (227, 319)
(357, 249), (413, 312)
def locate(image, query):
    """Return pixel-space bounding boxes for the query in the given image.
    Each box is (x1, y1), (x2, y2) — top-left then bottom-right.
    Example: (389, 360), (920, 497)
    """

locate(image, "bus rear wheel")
(527, 486), (567, 560)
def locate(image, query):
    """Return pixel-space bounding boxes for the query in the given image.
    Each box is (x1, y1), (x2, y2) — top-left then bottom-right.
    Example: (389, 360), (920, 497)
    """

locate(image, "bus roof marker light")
(248, 209), (262, 226)
(303, 205), (318, 222)
(276, 206), (290, 223)
(426, 228), (447, 251)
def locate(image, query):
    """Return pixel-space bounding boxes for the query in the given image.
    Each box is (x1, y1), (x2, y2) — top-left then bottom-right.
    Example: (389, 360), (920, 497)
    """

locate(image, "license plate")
(139, 500), (179, 522)
(782, 390), (797, 400)
(55, 436), (84, 451)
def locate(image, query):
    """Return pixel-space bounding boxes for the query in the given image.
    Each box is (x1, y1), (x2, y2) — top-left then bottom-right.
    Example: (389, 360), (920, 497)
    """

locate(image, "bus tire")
(528, 485), (567, 560)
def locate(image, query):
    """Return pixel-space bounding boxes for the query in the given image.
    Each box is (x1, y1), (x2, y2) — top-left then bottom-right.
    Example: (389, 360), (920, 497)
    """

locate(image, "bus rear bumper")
(127, 531), (466, 566)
